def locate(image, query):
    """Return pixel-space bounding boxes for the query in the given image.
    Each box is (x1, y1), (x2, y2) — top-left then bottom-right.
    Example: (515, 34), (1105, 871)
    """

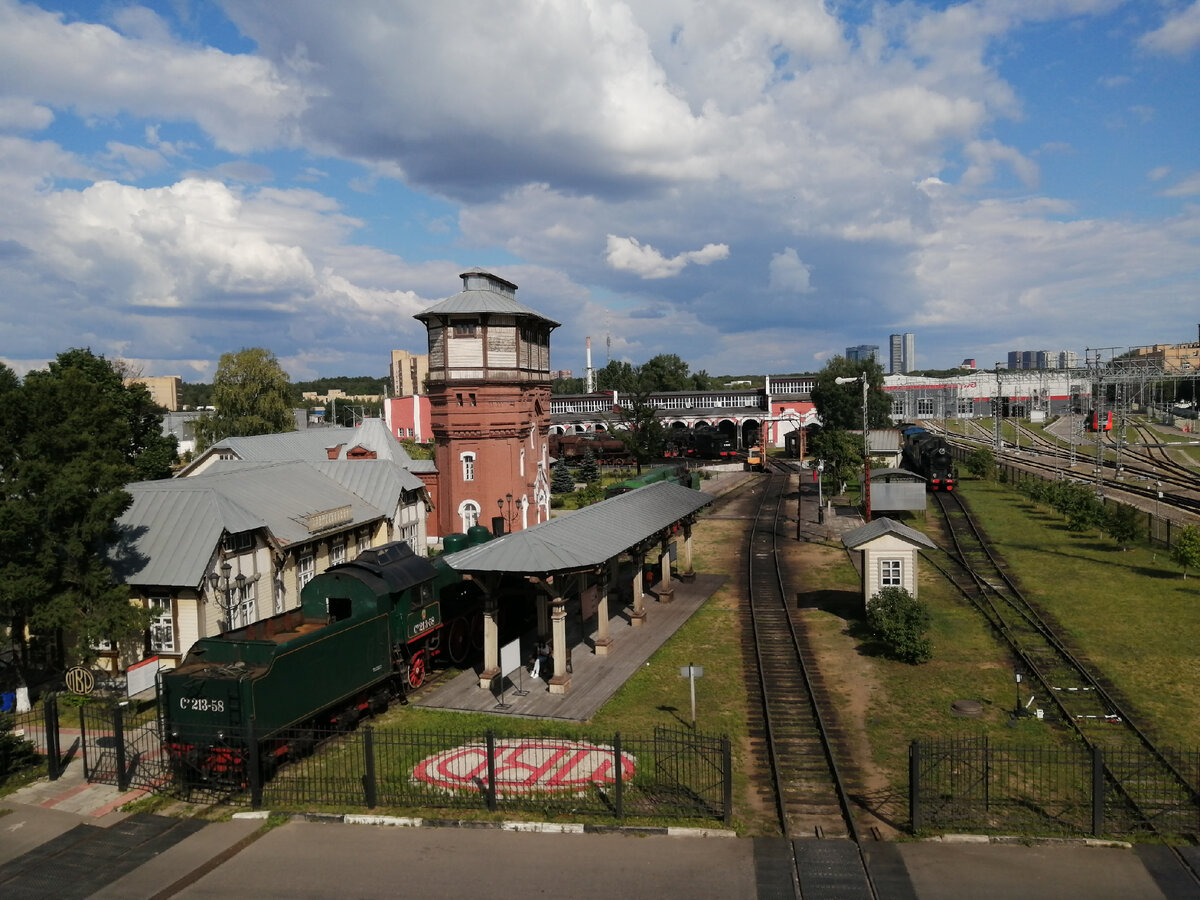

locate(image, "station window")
(880, 559), (902, 588)
(298, 553), (315, 590)
(149, 597), (175, 653)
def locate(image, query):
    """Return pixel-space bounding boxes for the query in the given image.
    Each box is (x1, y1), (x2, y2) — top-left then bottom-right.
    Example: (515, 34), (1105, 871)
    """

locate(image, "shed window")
(880, 559), (902, 588)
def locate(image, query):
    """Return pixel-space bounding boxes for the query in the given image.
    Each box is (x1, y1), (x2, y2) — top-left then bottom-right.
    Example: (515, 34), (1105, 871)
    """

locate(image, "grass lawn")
(953, 477), (1200, 750)
(285, 471), (1200, 831)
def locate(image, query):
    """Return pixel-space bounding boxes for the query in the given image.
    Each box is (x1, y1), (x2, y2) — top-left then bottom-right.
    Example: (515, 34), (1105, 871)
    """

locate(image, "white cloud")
(605, 234), (729, 279)
(0, 1), (308, 153)
(1138, 1), (1200, 57)
(1159, 172), (1200, 197)
(768, 249), (814, 294)
(0, 97), (53, 132)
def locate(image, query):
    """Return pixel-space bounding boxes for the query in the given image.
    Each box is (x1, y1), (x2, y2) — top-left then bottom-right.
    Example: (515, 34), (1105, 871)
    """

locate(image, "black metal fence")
(911, 738), (1200, 839)
(83, 708), (731, 823)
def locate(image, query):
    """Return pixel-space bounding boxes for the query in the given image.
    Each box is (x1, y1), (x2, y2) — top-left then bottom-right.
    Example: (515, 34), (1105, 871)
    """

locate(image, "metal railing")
(79, 707), (731, 823)
(911, 737), (1200, 839)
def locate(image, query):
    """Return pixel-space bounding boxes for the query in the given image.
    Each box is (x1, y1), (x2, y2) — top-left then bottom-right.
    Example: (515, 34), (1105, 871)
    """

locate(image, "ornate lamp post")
(496, 493), (519, 533)
(208, 561), (246, 624)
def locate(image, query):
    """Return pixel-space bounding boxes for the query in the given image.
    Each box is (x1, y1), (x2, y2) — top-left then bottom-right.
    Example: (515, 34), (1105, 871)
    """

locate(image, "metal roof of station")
(443, 480), (714, 576)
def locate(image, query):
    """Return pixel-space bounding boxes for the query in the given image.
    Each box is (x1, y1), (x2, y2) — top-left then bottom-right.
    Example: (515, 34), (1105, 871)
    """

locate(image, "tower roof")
(414, 269), (560, 328)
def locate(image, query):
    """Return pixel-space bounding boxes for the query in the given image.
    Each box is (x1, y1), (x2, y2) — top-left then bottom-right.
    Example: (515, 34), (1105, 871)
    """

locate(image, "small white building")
(841, 518), (937, 608)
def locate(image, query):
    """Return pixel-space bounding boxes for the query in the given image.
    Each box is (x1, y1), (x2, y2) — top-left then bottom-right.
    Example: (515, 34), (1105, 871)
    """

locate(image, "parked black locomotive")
(899, 424), (957, 491)
(159, 534), (488, 786)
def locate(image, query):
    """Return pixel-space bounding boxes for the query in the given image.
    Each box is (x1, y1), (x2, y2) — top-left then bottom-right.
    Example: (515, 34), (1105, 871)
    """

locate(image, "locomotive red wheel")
(446, 616), (471, 665)
(408, 649), (427, 689)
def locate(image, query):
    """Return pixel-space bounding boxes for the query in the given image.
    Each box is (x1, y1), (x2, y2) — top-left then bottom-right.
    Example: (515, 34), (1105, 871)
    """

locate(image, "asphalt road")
(175, 822), (758, 900)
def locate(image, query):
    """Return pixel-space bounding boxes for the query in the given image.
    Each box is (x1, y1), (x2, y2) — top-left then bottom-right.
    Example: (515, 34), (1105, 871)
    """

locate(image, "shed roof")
(841, 517), (937, 551)
(443, 481), (714, 575)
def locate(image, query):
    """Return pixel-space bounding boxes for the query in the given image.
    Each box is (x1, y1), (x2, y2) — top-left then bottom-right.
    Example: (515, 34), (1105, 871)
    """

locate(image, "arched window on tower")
(520, 448), (526, 478)
(461, 451), (475, 482)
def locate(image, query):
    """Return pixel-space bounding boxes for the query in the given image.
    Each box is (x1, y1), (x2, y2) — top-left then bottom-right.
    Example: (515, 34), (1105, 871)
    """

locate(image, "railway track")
(743, 462), (878, 897)
(941, 421), (1200, 518)
(930, 489), (1200, 839)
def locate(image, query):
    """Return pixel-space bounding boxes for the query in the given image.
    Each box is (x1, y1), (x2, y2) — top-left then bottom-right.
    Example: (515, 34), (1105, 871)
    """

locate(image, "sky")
(1, 0), (1199, 383)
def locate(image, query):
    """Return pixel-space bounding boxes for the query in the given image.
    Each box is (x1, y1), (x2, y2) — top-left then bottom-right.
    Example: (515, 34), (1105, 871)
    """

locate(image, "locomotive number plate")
(179, 697), (226, 713)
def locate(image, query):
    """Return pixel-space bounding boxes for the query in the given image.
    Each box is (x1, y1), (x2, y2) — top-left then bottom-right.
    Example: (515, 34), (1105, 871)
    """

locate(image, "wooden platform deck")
(412, 573), (727, 722)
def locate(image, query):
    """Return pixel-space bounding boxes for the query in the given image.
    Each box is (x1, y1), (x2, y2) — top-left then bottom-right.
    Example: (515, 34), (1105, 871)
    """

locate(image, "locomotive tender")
(899, 424), (957, 491)
(160, 534), (488, 784)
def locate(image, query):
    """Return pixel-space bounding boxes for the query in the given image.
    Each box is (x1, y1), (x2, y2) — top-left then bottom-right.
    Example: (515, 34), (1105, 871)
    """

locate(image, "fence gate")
(652, 726), (731, 822)
(79, 702), (170, 793)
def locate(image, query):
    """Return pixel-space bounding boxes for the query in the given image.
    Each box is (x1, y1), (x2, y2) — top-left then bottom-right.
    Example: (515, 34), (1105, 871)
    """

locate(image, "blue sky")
(1, 0), (1198, 382)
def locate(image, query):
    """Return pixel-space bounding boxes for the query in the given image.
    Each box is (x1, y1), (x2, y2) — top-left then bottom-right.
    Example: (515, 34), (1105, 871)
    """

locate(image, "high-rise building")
(845, 344), (879, 363)
(390, 349), (429, 396)
(889, 333), (915, 374)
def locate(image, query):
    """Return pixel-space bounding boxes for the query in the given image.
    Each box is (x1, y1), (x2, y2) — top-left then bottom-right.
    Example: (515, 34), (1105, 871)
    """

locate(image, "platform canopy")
(443, 480), (714, 576)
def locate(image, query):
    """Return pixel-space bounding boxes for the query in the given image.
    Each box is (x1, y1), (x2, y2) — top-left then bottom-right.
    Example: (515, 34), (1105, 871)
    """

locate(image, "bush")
(964, 447), (995, 479)
(0, 712), (39, 781)
(867, 587), (933, 664)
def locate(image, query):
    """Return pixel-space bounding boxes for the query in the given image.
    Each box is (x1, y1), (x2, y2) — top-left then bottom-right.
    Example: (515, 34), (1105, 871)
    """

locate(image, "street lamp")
(835, 375), (871, 522)
(496, 493), (519, 533)
(208, 561), (247, 622)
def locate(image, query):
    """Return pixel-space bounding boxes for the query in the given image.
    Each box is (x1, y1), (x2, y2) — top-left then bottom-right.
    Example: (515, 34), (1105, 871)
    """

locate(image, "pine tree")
(551, 458), (576, 494)
(578, 448), (601, 484)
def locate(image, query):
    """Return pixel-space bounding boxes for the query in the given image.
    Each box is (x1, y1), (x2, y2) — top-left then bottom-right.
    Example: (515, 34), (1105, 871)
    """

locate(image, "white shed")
(841, 517), (937, 609)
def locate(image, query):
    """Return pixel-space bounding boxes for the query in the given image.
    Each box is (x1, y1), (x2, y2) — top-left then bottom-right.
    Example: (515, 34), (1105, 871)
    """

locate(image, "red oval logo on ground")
(413, 740), (635, 796)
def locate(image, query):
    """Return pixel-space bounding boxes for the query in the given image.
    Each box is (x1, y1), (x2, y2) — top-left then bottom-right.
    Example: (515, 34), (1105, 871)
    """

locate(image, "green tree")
(866, 587), (933, 664)
(551, 458), (576, 494)
(0, 349), (168, 672)
(638, 354), (692, 392)
(1171, 525), (1200, 579)
(964, 447), (995, 479)
(1103, 503), (1142, 551)
(809, 357), (889, 432)
(806, 426), (864, 492)
(578, 448), (601, 484)
(608, 369), (666, 474)
(193, 348), (295, 451)
(595, 360), (637, 393)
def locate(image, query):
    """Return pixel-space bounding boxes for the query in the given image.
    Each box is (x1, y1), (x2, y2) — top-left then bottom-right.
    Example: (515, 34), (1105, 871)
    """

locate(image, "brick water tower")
(414, 269), (559, 539)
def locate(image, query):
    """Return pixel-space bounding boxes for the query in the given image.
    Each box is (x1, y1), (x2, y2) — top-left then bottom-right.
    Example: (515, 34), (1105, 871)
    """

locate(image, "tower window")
(462, 452), (476, 482)
(453, 320), (479, 337)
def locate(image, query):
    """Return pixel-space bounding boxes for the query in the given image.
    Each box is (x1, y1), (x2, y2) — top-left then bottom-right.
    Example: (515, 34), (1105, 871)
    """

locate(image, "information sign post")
(679, 663), (704, 728)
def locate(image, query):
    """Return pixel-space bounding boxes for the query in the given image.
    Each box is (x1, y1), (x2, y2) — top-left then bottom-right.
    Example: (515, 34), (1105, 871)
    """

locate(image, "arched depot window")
(461, 451), (476, 481)
(459, 500), (480, 532)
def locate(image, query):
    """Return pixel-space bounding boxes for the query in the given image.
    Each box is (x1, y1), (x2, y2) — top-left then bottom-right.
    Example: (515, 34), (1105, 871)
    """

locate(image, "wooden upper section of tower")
(414, 269), (560, 385)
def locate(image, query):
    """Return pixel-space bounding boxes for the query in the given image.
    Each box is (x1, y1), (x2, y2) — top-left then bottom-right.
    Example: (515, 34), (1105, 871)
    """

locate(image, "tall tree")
(0, 349), (171, 672)
(609, 368), (666, 474)
(638, 354), (692, 392)
(809, 357), (889, 432)
(193, 348), (295, 451)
